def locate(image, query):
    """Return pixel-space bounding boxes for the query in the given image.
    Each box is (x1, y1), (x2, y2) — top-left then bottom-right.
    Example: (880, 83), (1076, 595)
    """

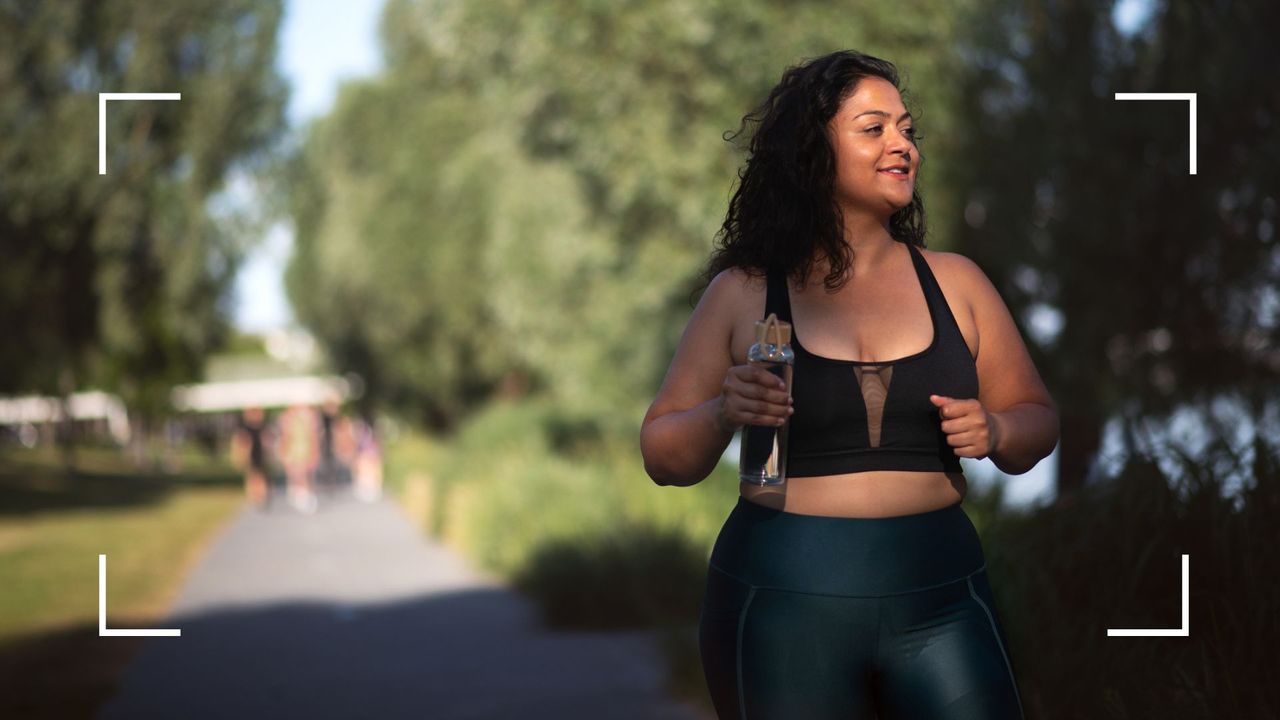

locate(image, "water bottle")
(739, 313), (794, 486)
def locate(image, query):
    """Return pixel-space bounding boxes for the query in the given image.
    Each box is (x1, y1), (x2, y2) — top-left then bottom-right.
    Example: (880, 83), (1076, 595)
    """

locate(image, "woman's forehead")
(839, 78), (906, 116)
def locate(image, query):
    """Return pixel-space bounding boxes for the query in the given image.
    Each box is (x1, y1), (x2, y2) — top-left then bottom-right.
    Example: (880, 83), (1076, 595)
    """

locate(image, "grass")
(0, 444), (244, 719)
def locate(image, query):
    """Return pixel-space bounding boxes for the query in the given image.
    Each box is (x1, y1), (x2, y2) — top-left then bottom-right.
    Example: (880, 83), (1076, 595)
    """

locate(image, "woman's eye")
(866, 125), (919, 140)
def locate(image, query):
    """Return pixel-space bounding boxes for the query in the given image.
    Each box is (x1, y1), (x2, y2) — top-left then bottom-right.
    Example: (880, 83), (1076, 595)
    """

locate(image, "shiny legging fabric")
(699, 496), (1025, 719)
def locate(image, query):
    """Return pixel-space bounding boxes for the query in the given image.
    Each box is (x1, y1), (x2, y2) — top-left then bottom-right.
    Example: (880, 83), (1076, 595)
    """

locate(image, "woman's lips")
(878, 169), (911, 181)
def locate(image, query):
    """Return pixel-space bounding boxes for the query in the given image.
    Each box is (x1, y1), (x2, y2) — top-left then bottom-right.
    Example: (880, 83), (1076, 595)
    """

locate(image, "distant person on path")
(641, 50), (1058, 718)
(352, 417), (383, 503)
(231, 406), (272, 508)
(278, 404), (319, 513)
(315, 396), (356, 498)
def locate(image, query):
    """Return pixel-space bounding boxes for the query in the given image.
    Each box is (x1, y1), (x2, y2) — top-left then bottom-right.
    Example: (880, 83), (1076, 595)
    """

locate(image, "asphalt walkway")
(98, 494), (708, 719)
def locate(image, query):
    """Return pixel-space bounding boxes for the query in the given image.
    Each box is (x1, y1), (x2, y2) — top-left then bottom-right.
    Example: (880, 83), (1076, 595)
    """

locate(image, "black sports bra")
(765, 242), (979, 476)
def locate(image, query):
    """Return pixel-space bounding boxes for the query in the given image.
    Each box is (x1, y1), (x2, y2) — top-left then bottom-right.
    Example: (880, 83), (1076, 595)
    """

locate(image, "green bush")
(512, 522), (707, 630)
(404, 398), (738, 578)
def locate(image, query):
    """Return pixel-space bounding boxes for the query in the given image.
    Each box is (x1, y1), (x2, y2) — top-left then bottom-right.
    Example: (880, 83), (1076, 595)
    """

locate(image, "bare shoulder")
(918, 247), (1000, 302)
(705, 266), (767, 302)
(919, 247), (987, 282)
(643, 266), (767, 424)
(918, 248), (1003, 359)
(700, 266), (769, 365)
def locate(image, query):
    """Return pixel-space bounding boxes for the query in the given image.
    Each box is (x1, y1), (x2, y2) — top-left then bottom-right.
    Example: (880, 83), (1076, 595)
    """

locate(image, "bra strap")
(906, 243), (965, 340)
(765, 266), (793, 322)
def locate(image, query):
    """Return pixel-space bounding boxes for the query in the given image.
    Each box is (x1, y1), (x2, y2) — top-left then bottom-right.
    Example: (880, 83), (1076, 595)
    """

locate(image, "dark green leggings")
(699, 496), (1025, 719)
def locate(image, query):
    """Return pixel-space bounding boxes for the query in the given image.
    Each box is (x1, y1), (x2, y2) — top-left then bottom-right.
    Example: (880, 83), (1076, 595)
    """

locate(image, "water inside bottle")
(739, 361), (790, 486)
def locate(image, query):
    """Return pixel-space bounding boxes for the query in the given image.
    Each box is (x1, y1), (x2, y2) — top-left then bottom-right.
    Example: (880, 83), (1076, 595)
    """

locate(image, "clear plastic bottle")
(739, 313), (794, 486)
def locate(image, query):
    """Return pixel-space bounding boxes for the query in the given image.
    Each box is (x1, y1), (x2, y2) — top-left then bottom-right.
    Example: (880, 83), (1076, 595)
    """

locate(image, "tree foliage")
(287, 0), (973, 429)
(0, 0), (288, 415)
(945, 0), (1280, 498)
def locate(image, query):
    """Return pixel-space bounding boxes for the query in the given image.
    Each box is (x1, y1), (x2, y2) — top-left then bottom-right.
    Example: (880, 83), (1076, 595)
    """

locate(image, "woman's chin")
(890, 192), (914, 211)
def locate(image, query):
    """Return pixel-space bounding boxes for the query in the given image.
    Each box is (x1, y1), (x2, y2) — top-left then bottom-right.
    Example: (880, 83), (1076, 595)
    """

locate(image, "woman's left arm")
(930, 253), (1060, 475)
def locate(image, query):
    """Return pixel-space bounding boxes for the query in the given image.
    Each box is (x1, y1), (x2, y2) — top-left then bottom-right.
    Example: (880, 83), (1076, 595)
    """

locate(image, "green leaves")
(0, 0), (288, 416)
(287, 0), (973, 427)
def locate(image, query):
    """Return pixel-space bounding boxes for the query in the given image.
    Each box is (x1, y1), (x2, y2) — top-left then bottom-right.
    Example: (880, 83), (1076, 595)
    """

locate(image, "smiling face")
(828, 76), (919, 221)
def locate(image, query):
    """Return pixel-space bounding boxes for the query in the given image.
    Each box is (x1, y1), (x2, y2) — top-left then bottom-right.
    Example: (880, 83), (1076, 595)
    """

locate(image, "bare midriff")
(739, 470), (967, 518)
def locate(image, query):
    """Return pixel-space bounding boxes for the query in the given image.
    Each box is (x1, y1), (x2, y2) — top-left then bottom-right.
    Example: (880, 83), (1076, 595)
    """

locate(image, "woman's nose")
(888, 129), (913, 154)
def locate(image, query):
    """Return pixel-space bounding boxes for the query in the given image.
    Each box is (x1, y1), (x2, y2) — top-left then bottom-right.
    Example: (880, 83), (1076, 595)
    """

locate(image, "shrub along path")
(98, 495), (707, 719)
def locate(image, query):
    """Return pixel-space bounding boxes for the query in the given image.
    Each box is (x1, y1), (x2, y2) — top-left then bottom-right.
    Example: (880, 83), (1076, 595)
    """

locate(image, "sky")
(232, 0), (1158, 507)
(231, 0), (386, 333)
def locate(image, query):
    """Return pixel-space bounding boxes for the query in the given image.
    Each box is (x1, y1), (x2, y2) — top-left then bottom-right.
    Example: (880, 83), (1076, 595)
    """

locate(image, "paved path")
(99, 495), (709, 719)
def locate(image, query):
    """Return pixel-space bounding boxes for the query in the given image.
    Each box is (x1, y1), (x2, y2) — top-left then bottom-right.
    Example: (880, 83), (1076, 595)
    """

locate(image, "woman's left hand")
(929, 395), (1001, 459)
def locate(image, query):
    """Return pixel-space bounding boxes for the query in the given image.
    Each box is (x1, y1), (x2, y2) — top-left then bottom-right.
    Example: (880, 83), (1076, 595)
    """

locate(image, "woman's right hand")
(715, 364), (794, 432)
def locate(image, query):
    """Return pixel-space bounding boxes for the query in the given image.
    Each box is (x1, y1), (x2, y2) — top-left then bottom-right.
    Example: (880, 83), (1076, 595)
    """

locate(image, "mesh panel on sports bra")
(852, 364), (892, 447)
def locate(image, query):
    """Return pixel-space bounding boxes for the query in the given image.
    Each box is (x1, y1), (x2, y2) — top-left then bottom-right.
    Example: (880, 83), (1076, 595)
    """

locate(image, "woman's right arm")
(641, 269), (793, 486)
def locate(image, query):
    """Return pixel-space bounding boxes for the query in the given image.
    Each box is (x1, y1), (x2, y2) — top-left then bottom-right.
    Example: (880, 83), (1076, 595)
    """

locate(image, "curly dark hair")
(699, 50), (928, 295)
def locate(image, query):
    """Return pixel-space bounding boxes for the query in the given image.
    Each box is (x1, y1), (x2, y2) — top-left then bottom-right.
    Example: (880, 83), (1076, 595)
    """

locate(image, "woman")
(640, 50), (1058, 719)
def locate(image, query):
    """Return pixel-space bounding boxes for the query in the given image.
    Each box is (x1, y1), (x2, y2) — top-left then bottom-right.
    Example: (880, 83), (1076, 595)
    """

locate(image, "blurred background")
(1, 0), (1276, 717)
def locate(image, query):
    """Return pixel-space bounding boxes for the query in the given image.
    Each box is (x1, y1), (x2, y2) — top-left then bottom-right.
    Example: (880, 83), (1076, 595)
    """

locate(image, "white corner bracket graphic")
(99, 554), (181, 637)
(1106, 553), (1189, 637)
(1113, 92), (1197, 175)
(98, 92), (182, 175)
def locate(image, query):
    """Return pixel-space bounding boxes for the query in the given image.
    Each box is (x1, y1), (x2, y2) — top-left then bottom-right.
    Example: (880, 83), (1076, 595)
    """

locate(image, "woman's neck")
(830, 215), (900, 279)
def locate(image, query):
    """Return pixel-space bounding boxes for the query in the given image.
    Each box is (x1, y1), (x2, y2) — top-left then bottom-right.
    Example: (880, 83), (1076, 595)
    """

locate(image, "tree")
(0, 0), (288, 423)
(944, 0), (1280, 501)
(288, 0), (977, 428)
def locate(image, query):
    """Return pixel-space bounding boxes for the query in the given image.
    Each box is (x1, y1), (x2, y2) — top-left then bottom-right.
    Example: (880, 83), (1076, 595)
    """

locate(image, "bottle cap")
(754, 313), (792, 346)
